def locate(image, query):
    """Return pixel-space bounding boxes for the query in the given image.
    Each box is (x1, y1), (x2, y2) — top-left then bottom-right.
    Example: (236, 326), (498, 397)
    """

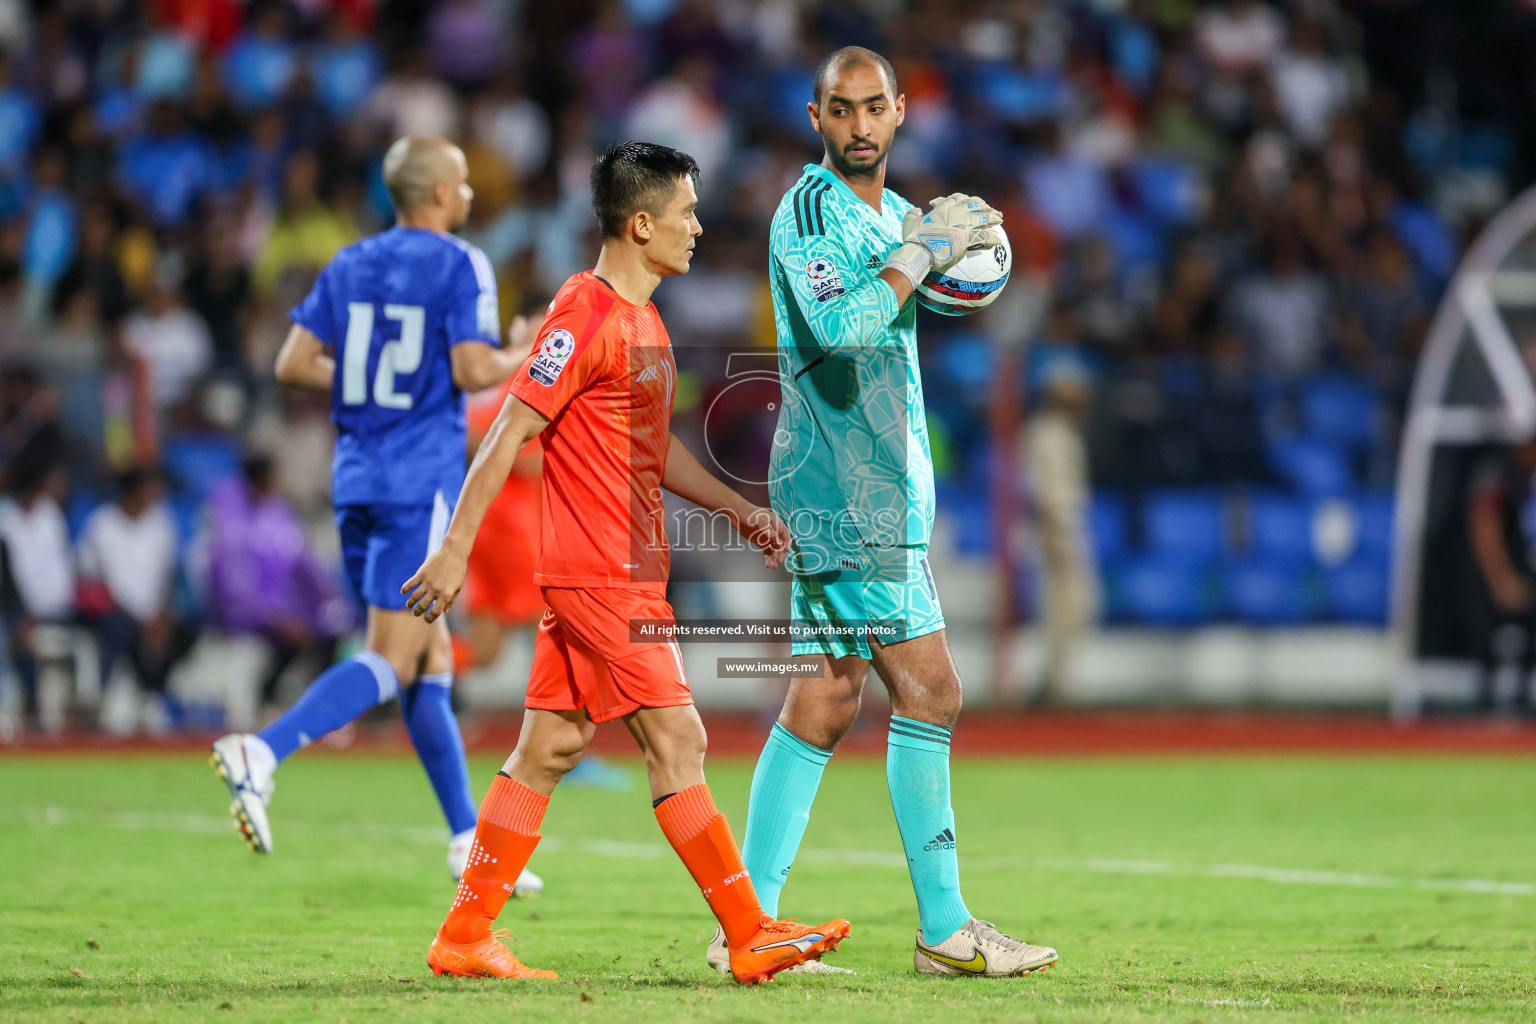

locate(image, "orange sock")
(440, 773), (546, 944)
(653, 784), (766, 949)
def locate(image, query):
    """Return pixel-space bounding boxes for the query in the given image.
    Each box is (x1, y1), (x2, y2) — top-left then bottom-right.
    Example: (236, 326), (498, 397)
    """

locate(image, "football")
(916, 224), (1011, 316)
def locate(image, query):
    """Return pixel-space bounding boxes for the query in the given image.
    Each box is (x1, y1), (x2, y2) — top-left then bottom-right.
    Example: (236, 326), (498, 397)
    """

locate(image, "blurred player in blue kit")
(210, 137), (540, 891)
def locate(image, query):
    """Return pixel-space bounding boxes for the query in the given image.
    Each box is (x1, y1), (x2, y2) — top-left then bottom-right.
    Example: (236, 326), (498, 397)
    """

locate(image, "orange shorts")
(524, 587), (692, 724)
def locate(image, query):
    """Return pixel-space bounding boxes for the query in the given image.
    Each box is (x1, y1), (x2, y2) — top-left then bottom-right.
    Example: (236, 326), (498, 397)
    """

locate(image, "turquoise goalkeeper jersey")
(768, 163), (934, 561)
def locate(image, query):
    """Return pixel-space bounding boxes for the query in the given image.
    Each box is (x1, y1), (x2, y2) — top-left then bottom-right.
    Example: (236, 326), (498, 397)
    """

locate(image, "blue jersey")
(290, 227), (501, 508)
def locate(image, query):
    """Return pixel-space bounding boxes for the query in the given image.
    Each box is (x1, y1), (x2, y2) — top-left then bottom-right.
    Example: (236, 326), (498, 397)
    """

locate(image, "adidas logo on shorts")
(636, 364), (659, 382)
(923, 828), (955, 852)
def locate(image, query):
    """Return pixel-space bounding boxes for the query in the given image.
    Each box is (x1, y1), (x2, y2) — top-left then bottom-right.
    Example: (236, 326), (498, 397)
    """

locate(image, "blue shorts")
(336, 495), (452, 611)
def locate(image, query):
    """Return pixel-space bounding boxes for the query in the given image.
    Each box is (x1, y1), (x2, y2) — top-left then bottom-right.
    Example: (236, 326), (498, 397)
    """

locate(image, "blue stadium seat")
(1131, 157), (1201, 225)
(1300, 375), (1378, 450)
(1144, 488), (1225, 564)
(1352, 491), (1394, 560)
(1097, 554), (1129, 621)
(1109, 18), (1159, 95)
(1160, 355), (1202, 401)
(1225, 559), (1308, 624)
(1116, 556), (1209, 626)
(1326, 557), (1390, 624)
(1247, 493), (1314, 565)
(1088, 490), (1128, 564)
(162, 434), (242, 500)
(936, 333), (994, 392)
(943, 481), (992, 557)
(768, 69), (819, 137)
(169, 491), (205, 550)
(1269, 437), (1353, 496)
(65, 488), (107, 541)
(1457, 123), (1511, 173)
(974, 65), (1070, 123)
(1104, 208), (1163, 279)
(1027, 343), (1100, 393)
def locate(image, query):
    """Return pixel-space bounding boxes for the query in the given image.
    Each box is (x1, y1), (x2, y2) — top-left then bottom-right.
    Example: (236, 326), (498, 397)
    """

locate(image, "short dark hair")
(242, 453), (275, 488)
(5, 426), (63, 496)
(117, 466), (160, 500)
(590, 142), (700, 239)
(812, 46), (898, 106)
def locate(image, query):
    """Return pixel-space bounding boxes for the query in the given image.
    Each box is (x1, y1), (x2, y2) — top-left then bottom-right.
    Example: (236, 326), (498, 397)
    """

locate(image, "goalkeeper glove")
(882, 194), (1003, 290)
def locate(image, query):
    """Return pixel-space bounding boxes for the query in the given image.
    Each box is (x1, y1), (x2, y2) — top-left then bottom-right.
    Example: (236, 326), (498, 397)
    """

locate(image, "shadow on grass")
(6, 964), (738, 1011)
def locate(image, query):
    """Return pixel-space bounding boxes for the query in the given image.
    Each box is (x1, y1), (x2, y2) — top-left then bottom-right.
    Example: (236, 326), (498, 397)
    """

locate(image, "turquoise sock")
(887, 716), (971, 945)
(740, 722), (833, 917)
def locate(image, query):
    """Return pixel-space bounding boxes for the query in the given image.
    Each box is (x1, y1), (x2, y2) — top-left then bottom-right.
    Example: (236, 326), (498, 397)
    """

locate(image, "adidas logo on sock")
(923, 828), (955, 852)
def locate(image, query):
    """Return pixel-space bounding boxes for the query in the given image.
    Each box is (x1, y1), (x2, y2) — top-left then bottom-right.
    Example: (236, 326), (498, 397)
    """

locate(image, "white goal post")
(1390, 186), (1536, 717)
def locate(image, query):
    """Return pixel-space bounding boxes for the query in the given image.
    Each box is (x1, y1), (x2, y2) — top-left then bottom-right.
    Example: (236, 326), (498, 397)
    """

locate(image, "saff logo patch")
(528, 328), (575, 386)
(806, 256), (845, 303)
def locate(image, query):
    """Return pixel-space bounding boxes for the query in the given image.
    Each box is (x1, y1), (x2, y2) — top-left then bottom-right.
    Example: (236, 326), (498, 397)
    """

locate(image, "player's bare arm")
(273, 324), (335, 391)
(402, 395), (550, 620)
(450, 313), (544, 392)
(785, 194), (1002, 356)
(661, 433), (789, 569)
(1469, 485), (1534, 611)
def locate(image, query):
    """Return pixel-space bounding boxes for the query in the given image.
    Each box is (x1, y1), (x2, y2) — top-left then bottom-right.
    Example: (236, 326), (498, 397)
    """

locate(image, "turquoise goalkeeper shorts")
(788, 544), (946, 660)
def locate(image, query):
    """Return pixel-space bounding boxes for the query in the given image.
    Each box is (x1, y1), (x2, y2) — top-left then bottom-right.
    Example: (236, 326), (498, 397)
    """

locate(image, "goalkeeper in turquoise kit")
(703, 46), (1060, 977)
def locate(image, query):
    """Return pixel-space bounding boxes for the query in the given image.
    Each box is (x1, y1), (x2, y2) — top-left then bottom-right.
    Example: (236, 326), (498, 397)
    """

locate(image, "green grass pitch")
(2, 751), (1534, 1022)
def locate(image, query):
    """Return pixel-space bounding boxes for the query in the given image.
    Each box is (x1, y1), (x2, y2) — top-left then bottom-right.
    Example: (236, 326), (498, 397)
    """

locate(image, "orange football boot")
(427, 928), (557, 979)
(728, 917), (851, 985)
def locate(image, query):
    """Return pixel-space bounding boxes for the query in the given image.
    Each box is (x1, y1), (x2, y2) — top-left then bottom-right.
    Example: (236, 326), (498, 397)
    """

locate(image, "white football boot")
(913, 919), (1057, 976)
(706, 925), (854, 975)
(447, 827), (544, 896)
(210, 734), (276, 853)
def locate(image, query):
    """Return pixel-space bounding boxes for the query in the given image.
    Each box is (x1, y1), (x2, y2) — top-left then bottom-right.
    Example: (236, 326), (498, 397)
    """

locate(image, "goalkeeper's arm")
(779, 234), (909, 353)
(781, 194), (1002, 353)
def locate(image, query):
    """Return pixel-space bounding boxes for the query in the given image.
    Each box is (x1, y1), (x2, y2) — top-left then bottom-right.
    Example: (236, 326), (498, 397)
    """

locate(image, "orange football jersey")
(507, 271), (676, 594)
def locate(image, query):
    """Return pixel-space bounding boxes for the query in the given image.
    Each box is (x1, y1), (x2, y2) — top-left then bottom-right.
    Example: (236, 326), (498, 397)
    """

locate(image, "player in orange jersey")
(401, 142), (851, 985)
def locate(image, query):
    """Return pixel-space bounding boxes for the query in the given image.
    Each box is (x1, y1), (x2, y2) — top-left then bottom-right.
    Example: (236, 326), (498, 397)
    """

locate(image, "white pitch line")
(4, 804), (1532, 898)
(800, 847), (906, 869)
(1029, 857), (1536, 897)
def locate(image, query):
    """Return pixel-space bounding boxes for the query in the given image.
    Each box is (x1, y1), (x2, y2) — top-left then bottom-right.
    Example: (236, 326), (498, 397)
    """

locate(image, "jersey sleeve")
(775, 228), (904, 352)
(507, 300), (610, 421)
(289, 264), (336, 343)
(445, 243), (502, 346)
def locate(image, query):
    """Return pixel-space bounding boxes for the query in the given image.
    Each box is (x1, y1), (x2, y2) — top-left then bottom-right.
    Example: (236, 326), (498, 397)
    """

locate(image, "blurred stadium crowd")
(0, 0), (1530, 728)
